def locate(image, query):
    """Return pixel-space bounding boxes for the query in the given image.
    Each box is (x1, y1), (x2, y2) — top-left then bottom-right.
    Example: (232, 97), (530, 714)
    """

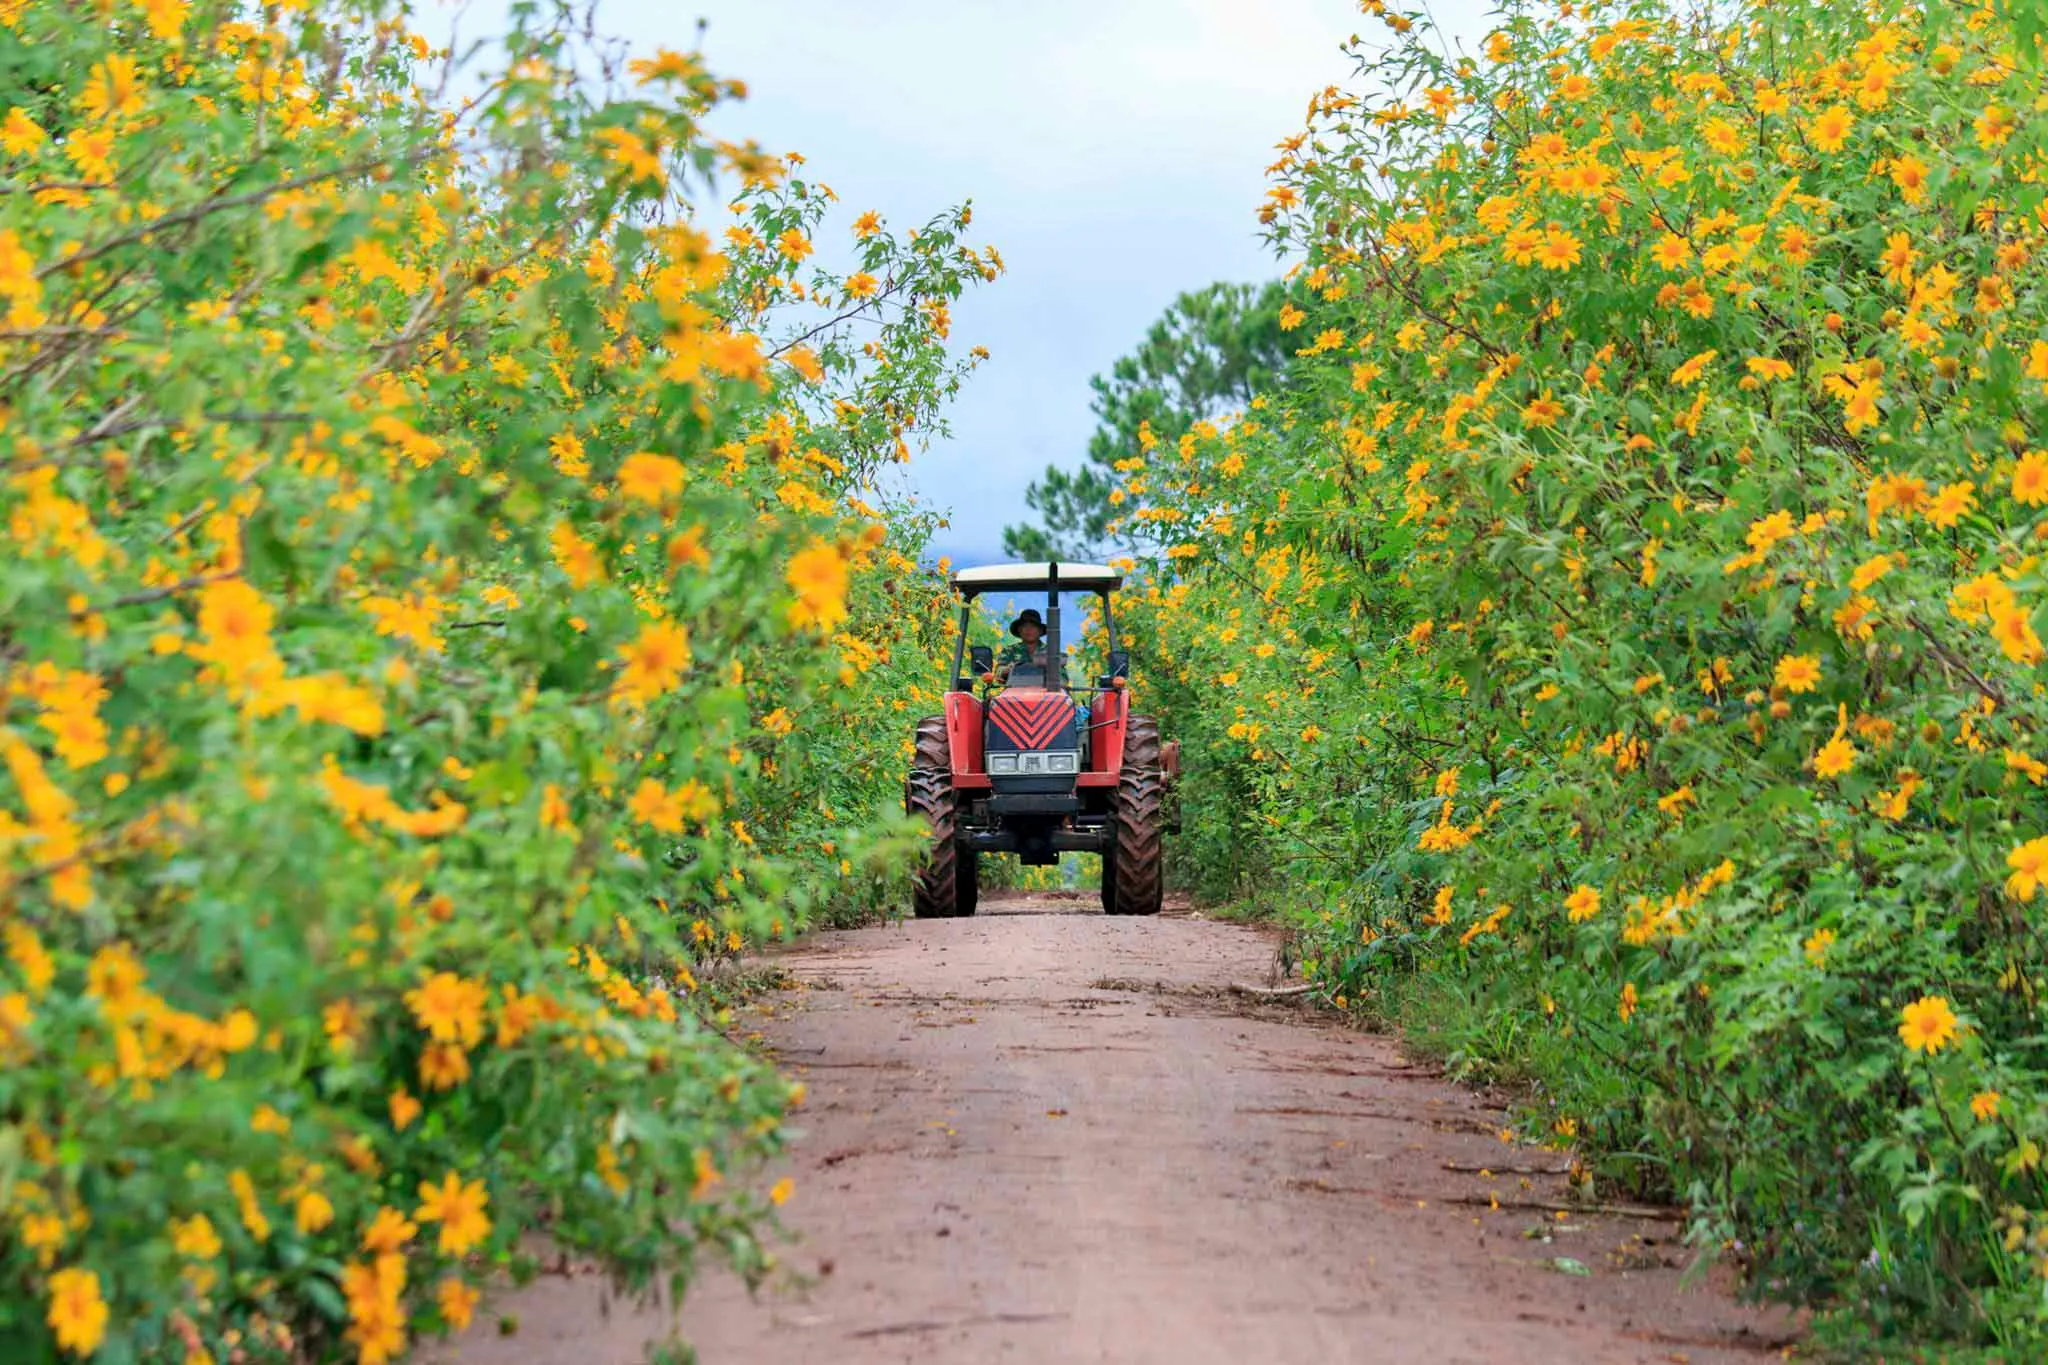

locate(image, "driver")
(997, 608), (1049, 681)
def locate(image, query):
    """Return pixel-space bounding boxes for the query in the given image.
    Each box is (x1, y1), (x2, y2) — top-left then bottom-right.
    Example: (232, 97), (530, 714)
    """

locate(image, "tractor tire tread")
(907, 716), (969, 918)
(1111, 715), (1165, 916)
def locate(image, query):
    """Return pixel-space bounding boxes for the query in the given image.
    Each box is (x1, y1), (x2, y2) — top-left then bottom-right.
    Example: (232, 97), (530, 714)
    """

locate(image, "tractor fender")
(944, 691), (985, 778)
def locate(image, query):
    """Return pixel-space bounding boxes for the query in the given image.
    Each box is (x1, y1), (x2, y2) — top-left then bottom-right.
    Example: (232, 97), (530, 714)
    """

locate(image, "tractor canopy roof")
(949, 561), (1123, 596)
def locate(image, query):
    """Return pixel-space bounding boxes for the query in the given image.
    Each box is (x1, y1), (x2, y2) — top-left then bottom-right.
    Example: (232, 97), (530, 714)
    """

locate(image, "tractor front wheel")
(908, 716), (973, 918)
(1109, 715), (1165, 916)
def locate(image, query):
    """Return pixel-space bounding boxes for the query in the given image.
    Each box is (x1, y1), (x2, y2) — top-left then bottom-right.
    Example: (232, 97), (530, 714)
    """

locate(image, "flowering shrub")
(0, 1), (991, 1360)
(1112, 0), (2048, 1345)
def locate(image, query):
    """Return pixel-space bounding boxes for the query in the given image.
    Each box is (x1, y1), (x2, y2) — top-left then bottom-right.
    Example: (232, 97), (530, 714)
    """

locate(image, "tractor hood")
(985, 689), (1081, 756)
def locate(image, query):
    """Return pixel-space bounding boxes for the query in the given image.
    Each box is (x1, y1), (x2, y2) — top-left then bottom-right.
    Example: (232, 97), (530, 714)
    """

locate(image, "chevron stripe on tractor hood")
(987, 691), (1077, 751)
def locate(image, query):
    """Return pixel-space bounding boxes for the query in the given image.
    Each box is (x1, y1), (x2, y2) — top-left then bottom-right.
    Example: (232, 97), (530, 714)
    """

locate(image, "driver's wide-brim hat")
(1009, 608), (1045, 637)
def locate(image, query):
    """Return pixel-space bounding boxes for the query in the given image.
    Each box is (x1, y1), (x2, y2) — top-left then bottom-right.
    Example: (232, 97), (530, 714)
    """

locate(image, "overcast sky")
(451, 1), (1491, 565)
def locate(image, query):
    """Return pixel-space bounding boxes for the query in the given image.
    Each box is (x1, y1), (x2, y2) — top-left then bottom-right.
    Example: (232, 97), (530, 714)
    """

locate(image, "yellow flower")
(538, 783), (574, 833)
(419, 1040), (472, 1091)
(1926, 480), (1976, 529)
(1813, 736), (1857, 780)
(139, 0), (189, 39)
(361, 1206), (417, 1255)
(628, 47), (701, 83)
(777, 228), (812, 262)
(342, 1254), (407, 1364)
(1773, 655), (1821, 694)
(6, 922), (53, 996)
(613, 621), (692, 704)
(172, 1213), (221, 1261)
(1992, 604), (2043, 666)
(1974, 104), (2015, 151)
(785, 541), (850, 632)
(438, 1276), (480, 1331)
(1970, 1090), (2001, 1122)
(296, 1190), (336, 1235)
(80, 55), (145, 124)
(615, 452), (685, 504)
(549, 521), (607, 588)
(1807, 103), (1854, 152)
(404, 971), (486, 1048)
(549, 430), (590, 477)
(1897, 995), (1957, 1054)
(1670, 349), (1717, 387)
(46, 1267), (107, 1357)
(415, 1172), (493, 1256)
(667, 526), (711, 571)
(1537, 228), (1582, 271)
(361, 591), (447, 654)
(1, 106), (44, 155)
(64, 127), (115, 181)
(2012, 450), (2048, 506)
(1565, 885), (1601, 922)
(1652, 233), (1692, 271)
(1803, 927), (1835, 967)
(2005, 836), (2048, 902)
(594, 126), (663, 185)
(231, 1168), (270, 1242)
(1888, 154), (1929, 205)
(1520, 392), (1563, 428)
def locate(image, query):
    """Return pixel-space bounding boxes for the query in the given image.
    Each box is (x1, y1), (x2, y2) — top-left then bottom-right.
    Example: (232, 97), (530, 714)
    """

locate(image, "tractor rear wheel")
(907, 716), (973, 918)
(1109, 715), (1165, 916)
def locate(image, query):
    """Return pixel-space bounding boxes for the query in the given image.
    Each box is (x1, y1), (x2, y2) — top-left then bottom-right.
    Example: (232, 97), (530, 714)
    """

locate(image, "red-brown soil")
(444, 893), (1799, 1364)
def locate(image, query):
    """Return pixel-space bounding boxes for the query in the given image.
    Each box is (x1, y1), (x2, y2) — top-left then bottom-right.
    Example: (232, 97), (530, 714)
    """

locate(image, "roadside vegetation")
(0, 1), (986, 1360)
(1080, 0), (2048, 1350)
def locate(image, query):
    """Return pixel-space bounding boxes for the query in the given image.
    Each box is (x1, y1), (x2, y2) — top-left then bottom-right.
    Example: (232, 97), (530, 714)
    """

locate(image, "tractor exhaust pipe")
(1046, 563), (1061, 691)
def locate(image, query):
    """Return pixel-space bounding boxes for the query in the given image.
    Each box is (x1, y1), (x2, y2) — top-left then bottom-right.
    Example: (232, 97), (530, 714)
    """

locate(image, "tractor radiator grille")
(987, 692), (1076, 751)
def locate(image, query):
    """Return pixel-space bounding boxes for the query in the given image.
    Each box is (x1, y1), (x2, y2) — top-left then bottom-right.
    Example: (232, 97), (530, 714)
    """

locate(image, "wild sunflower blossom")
(45, 1267), (107, 1357)
(613, 620), (692, 703)
(404, 972), (486, 1048)
(1813, 736), (1857, 780)
(2005, 837), (2048, 901)
(785, 540), (850, 631)
(1898, 996), (1958, 1055)
(615, 451), (686, 504)
(415, 1172), (492, 1256)
(1565, 885), (1601, 921)
(1774, 655), (1821, 694)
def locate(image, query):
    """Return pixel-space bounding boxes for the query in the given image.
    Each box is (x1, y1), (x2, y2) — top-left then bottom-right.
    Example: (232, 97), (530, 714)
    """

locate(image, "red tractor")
(905, 561), (1177, 918)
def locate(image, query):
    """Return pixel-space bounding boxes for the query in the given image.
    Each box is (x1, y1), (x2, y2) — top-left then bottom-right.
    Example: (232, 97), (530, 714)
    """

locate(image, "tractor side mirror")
(1098, 649), (1131, 691)
(968, 644), (994, 674)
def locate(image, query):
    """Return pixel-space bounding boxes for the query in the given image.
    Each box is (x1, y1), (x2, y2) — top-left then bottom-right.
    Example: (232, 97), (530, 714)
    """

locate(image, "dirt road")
(452, 894), (1797, 1364)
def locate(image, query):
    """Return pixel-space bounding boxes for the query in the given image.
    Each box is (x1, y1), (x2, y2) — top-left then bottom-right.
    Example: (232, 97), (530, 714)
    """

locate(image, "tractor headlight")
(988, 751), (1079, 776)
